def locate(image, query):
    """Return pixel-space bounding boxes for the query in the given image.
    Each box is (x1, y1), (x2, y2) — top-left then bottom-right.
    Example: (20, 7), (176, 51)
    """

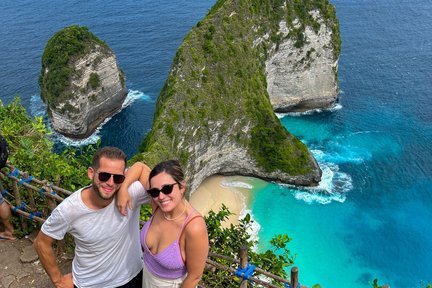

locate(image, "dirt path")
(0, 231), (72, 288)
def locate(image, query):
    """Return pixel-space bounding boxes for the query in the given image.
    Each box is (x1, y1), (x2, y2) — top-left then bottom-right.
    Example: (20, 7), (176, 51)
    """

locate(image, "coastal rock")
(39, 25), (127, 139)
(137, 0), (341, 193)
(266, 11), (339, 112)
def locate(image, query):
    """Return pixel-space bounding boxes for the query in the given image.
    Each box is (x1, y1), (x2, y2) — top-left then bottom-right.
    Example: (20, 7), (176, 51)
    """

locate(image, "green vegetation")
(88, 72), (101, 90)
(0, 97), (96, 236)
(39, 25), (109, 108)
(139, 0), (339, 178)
(201, 205), (294, 287)
(119, 69), (125, 88)
(1, 98), (299, 285)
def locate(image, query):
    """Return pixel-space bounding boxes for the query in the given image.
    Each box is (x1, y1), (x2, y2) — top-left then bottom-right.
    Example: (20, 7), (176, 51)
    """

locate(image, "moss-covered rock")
(135, 0), (342, 192)
(39, 25), (127, 139)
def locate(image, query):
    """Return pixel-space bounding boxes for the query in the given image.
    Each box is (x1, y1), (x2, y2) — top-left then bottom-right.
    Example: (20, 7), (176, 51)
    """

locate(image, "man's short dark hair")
(92, 146), (127, 170)
(0, 135), (9, 169)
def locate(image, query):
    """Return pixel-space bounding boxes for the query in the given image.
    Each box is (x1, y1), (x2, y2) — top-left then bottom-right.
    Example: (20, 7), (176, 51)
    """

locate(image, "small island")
(39, 25), (127, 139)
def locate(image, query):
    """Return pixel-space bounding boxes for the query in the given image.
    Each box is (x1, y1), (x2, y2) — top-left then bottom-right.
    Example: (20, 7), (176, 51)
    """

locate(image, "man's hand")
(117, 186), (132, 216)
(54, 273), (73, 288)
(34, 231), (71, 287)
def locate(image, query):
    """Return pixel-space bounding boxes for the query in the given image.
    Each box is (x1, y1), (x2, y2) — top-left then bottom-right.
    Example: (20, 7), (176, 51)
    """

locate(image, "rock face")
(266, 12), (339, 112)
(136, 0), (341, 193)
(39, 25), (127, 139)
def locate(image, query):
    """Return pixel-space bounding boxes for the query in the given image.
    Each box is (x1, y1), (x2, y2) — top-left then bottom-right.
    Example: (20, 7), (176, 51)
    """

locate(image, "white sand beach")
(189, 175), (252, 226)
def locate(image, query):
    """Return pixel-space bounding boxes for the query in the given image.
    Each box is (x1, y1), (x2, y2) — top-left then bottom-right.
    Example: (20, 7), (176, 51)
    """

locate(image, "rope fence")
(0, 163), (305, 288)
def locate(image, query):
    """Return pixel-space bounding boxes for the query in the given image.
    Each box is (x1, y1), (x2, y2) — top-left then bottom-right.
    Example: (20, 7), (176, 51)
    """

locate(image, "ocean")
(0, 0), (431, 287)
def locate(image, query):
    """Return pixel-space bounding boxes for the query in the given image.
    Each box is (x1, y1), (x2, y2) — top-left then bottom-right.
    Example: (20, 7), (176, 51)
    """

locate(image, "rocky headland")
(134, 0), (341, 193)
(39, 25), (127, 139)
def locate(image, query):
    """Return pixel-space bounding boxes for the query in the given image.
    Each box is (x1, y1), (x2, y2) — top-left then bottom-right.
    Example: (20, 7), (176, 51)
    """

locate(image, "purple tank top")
(140, 212), (191, 279)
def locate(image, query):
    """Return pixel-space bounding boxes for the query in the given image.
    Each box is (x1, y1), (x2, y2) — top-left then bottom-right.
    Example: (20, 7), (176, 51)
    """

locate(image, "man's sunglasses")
(97, 172), (125, 184)
(147, 183), (178, 198)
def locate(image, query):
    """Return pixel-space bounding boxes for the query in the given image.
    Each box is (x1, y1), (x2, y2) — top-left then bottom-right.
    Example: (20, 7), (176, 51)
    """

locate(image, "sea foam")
(276, 102), (343, 119)
(221, 179), (254, 190)
(219, 178), (261, 247)
(281, 149), (354, 205)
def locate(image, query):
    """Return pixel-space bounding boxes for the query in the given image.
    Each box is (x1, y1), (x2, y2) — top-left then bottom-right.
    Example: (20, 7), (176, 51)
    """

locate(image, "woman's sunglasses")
(147, 183), (178, 198)
(97, 172), (125, 184)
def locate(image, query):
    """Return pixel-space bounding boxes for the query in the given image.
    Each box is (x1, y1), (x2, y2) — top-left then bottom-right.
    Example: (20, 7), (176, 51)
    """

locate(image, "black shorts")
(74, 269), (143, 288)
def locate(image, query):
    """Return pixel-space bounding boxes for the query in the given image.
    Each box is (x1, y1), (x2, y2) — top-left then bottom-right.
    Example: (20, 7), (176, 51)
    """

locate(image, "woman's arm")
(181, 216), (209, 288)
(117, 162), (151, 215)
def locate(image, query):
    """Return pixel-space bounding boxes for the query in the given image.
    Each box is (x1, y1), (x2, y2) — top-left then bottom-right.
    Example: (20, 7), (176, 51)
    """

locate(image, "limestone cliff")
(39, 25), (127, 139)
(135, 0), (341, 193)
(266, 9), (340, 112)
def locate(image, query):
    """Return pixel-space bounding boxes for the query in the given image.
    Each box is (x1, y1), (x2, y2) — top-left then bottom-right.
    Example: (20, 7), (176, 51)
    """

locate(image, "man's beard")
(92, 180), (119, 201)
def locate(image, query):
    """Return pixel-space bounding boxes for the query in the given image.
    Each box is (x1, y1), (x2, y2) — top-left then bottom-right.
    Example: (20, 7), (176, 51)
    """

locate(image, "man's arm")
(117, 161), (151, 215)
(34, 231), (73, 288)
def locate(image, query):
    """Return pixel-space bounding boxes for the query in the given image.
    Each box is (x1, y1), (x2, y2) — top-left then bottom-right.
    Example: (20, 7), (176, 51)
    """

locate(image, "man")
(0, 135), (15, 240)
(34, 146), (151, 288)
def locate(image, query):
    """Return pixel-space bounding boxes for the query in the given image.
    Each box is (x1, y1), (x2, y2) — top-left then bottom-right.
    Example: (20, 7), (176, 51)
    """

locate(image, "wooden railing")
(0, 163), (305, 287)
(206, 247), (301, 288)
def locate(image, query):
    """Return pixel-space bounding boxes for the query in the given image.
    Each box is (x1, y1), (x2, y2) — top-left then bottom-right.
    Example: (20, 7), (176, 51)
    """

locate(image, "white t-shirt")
(42, 181), (150, 288)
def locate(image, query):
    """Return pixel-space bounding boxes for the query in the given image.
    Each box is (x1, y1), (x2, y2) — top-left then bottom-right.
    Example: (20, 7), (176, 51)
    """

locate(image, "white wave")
(312, 147), (366, 164)
(217, 178), (261, 249)
(275, 113), (286, 119)
(293, 191), (342, 205)
(348, 130), (381, 136)
(276, 102), (343, 118)
(280, 149), (353, 204)
(220, 179), (254, 190)
(328, 102), (343, 112)
(310, 149), (326, 161)
(122, 89), (152, 108)
(46, 119), (101, 146)
(240, 208), (261, 251)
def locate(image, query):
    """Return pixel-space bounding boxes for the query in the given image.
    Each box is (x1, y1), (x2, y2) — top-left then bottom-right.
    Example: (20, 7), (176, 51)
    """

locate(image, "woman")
(118, 160), (209, 288)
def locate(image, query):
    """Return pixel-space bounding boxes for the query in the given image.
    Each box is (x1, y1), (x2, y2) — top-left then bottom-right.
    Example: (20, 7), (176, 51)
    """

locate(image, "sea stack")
(135, 0), (341, 193)
(39, 25), (127, 139)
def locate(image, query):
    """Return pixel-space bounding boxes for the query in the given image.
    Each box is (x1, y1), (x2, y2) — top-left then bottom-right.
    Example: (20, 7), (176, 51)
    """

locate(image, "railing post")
(239, 245), (248, 288)
(23, 171), (36, 212)
(43, 180), (57, 213)
(12, 177), (27, 230)
(291, 266), (298, 288)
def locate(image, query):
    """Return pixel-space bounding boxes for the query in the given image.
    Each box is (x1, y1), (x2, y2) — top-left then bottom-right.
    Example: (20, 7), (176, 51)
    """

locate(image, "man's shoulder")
(128, 181), (150, 206)
(128, 181), (144, 192)
(56, 186), (88, 211)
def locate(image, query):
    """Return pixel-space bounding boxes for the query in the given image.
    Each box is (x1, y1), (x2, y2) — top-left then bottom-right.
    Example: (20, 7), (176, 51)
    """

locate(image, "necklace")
(163, 201), (187, 221)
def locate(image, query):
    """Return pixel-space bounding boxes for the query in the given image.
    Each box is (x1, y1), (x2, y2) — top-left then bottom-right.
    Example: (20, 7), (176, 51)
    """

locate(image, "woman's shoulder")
(184, 209), (207, 234)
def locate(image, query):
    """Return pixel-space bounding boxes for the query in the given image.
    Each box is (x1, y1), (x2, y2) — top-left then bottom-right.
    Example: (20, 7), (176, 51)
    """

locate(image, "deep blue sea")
(1, 1), (431, 287)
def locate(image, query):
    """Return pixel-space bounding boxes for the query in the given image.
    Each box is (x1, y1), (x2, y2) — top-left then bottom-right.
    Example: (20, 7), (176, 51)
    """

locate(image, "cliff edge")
(39, 25), (127, 139)
(136, 0), (341, 193)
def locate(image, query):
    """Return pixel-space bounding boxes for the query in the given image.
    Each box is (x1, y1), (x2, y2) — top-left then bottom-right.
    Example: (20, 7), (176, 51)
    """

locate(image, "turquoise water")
(252, 1), (432, 287)
(1, 0), (431, 287)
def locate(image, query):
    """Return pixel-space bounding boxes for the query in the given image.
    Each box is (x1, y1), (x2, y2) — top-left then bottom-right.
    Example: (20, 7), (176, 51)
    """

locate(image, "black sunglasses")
(97, 172), (125, 184)
(147, 183), (178, 198)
